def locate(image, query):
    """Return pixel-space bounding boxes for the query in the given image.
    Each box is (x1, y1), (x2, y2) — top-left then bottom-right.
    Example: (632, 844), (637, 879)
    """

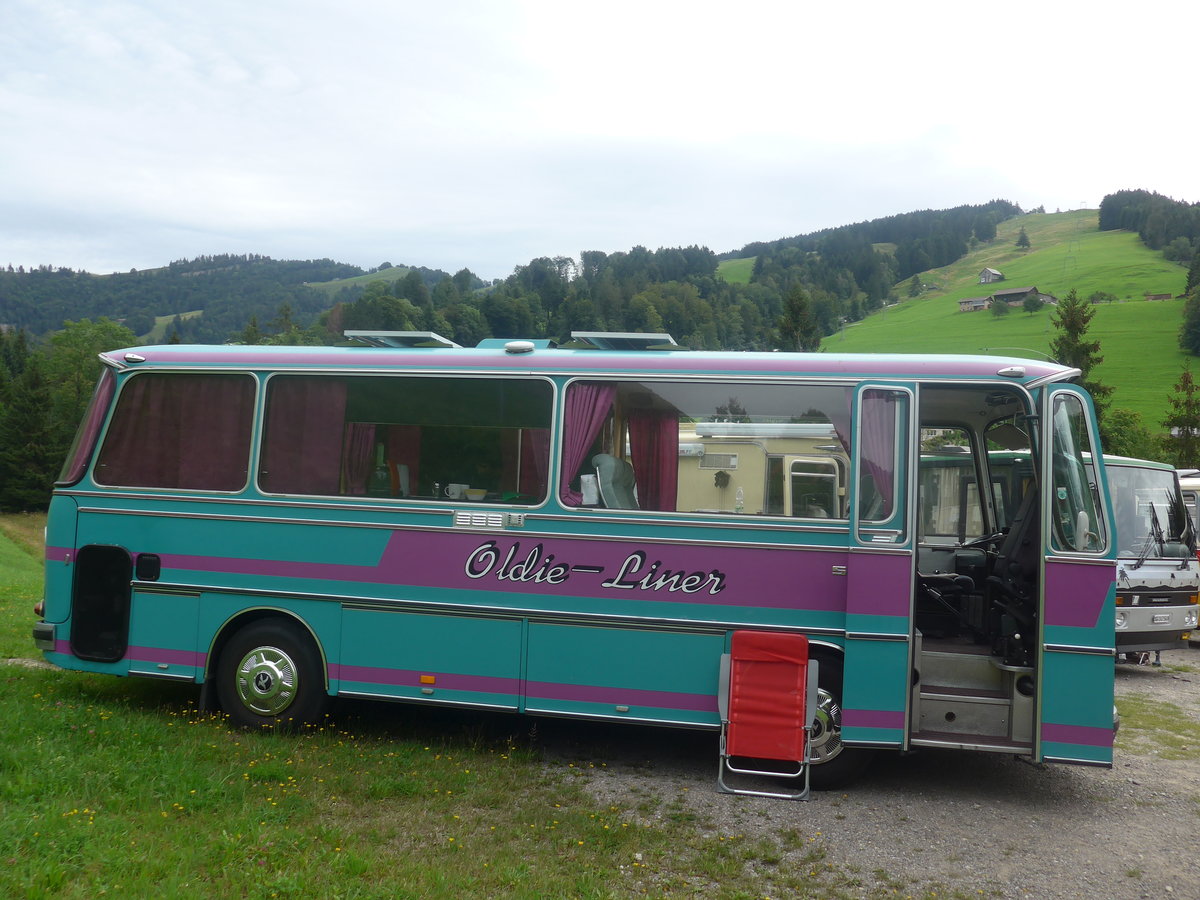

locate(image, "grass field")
(716, 257), (755, 284)
(305, 266), (412, 297)
(0, 512), (44, 659)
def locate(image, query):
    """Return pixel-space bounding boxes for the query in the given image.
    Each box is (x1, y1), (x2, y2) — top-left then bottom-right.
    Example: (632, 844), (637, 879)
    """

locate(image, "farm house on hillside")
(992, 286), (1055, 307)
(958, 296), (991, 312)
(979, 267), (1004, 284)
(957, 286), (1057, 313)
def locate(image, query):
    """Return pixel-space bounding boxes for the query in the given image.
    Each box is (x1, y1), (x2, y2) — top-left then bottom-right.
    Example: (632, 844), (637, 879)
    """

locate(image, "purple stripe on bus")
(127, 645), (205, 667)
(1041, 722), (1114, 748)
(1043, 560), (1113, 629)
(847, 552), (911, 618)
(842, 708), (906, 730)
(523, 680), (718, 713)
(331, 663), (520, 695)
(45, 545), (70, 562)
(157, 530), (880, 614)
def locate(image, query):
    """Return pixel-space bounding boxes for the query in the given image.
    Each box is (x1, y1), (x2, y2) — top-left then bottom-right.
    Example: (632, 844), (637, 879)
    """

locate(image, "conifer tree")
(0, 355), (59, 511)
(1050, 289), (1114, 435)
(1162, 364), (1200, 467)
(1186, 251), (1200, 296)
(777, 285), (821, 351)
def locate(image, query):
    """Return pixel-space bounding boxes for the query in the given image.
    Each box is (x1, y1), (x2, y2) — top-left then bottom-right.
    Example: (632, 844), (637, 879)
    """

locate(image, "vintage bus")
(34, 332), (1118, 795)
(1104, 456), (1197, 658)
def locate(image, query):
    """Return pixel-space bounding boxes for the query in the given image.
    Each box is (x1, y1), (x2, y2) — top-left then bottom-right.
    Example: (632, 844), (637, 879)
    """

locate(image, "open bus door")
(841, 384), (915, 753)
(1037, 387), (1117, 765)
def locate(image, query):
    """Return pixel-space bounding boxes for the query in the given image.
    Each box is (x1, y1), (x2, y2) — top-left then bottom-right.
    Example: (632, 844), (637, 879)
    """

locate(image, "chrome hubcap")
(809, 687), (843, 764)
(234, 646), (298, 717)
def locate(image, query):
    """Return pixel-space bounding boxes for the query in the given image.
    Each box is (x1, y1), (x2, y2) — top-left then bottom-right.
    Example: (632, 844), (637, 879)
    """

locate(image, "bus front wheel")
(216, 619), (330, 731)
(808, 658), (873, 790)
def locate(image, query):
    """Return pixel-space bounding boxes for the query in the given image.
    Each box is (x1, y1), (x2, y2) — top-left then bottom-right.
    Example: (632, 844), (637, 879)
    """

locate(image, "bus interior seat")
(593, 453), (638, 509)
(985, 485), (1039, 664)
(915, 571), (977, 638)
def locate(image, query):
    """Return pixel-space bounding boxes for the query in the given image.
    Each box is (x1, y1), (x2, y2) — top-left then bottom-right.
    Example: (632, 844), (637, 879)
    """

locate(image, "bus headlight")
(1185, 609), (1198, 629)
(1115, 611), (1128, 629)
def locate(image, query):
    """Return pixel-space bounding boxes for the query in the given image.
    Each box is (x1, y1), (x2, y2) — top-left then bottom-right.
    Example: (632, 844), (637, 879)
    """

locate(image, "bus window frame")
(1045, 388), (1109, 556)
(256, 370), (558, 506)
(91, 369), (260, 495)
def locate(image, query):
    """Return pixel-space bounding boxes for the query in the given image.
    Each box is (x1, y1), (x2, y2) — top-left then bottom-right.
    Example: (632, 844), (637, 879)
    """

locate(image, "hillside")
(818, 210), (1192, 427)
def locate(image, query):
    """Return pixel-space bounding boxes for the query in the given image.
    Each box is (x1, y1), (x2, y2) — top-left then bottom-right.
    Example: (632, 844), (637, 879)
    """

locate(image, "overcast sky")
(2, 1), (1196, 281)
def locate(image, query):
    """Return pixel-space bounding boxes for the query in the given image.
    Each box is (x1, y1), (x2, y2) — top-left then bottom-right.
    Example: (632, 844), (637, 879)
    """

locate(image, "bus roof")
(100, 343), (1080, 385)
(1102, 454), (1177, 472)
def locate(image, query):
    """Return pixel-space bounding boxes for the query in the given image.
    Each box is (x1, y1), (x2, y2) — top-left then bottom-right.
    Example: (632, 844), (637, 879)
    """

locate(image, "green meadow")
(721, 210), (1193, 428)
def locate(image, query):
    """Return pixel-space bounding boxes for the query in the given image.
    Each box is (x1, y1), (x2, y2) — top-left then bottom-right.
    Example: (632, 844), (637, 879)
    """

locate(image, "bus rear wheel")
(216, 619), (330, 731)
(808, 658), (873, 790)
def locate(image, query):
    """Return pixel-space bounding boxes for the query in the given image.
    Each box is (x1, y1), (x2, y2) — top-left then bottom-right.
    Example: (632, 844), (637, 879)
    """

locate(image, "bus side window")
(563, 378), (851, 518)
(95, 372), (256, 491)
(260, 374), (552, 503)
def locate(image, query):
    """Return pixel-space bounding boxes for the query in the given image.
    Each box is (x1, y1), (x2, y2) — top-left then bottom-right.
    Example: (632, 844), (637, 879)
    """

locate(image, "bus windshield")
(1106, 463), (1193, 560)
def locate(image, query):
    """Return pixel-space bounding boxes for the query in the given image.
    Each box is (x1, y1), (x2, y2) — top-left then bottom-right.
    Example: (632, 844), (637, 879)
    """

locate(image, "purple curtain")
(177, 376), (256, 489)
(386, 425), (422, 493)
(342, 423), (377, 495)
(520, 427), (550, 498)
(826, 386), (855, 454)
(628, 409), (678, 511)
(859, 389), (897, 520)
(559, 382), (616, 506)
(260, 377), (347, 495)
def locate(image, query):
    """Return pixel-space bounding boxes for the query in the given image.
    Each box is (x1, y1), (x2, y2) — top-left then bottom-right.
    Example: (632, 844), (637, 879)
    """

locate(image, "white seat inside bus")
(593, 453), (638, 509)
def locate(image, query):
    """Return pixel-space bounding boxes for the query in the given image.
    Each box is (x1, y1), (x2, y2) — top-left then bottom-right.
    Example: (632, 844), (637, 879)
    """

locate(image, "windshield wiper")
(1133, 502), (1166, 569)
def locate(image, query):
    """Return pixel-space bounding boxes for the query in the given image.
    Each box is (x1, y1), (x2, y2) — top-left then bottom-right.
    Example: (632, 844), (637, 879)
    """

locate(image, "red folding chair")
(717, 630), (817, 800)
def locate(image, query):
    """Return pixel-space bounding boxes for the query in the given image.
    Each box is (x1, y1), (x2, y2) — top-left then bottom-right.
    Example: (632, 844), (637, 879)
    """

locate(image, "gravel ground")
(539, 647), (1200, 899)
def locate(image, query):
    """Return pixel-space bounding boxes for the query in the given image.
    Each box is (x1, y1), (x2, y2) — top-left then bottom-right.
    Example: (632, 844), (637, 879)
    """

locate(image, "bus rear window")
(93, 373), (256, 491)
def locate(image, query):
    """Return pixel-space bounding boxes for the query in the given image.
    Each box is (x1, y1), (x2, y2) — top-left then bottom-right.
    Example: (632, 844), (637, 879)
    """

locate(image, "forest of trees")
(1099, 189), (1200, 256)
(0, 255), (470, 343)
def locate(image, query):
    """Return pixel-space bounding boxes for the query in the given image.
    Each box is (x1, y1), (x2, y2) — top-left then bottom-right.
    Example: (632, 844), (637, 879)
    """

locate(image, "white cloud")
(1, 0), (1196, 279)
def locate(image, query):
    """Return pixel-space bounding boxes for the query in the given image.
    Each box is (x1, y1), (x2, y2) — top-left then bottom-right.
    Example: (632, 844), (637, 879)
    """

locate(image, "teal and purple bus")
(34, 332), (1118, 793)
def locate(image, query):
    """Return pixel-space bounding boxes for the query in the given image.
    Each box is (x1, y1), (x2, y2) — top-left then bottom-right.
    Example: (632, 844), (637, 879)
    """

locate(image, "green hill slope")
(305, 266), (412, 296)
(822, 210), (1192, 427)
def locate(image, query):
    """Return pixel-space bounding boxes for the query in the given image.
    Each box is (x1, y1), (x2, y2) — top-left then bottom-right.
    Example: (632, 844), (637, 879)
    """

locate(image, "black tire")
(216, 619), (330, 731)
(808, 657), (873, 790)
